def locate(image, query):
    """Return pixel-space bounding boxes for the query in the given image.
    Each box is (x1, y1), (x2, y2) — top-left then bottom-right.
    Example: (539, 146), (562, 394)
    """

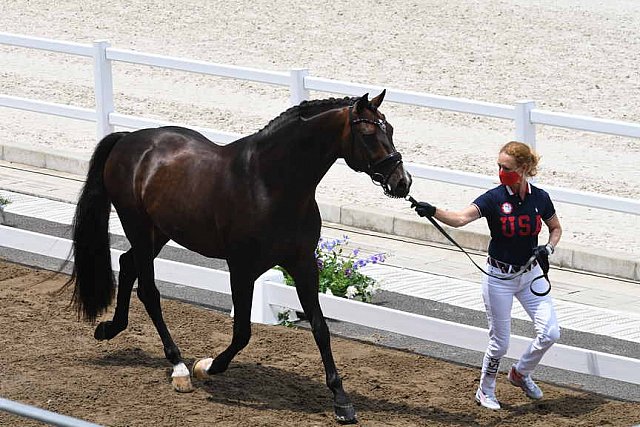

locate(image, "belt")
(487, 256), (537, 274)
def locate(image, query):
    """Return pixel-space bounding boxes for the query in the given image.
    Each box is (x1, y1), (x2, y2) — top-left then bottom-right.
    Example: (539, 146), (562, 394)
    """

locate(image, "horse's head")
(343, 90), (412, 198)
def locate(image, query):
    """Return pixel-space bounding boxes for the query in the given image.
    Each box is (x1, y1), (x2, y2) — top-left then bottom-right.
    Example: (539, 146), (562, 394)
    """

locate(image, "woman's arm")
(434, 205), (481, 228)
(545, 214), (562, 251)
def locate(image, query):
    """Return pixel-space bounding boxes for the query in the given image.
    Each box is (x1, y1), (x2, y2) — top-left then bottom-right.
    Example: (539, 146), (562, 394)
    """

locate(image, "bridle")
(349, 106), (404, 198)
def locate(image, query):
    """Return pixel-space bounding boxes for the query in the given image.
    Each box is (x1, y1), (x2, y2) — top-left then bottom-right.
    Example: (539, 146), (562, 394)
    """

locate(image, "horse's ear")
(354, 93), (369, 113)
(371, 89), (386, 108)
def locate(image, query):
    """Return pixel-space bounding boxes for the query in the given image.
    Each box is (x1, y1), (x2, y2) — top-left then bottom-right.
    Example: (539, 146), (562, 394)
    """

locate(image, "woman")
(411, 141), (562, 410)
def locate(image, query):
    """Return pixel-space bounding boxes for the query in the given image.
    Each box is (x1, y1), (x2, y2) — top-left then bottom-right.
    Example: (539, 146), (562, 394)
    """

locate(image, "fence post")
(230, 269), (297, 325)
(289, 68), (310, 106)
(92, 40), (114, 142)
(515, 100), (536, 151)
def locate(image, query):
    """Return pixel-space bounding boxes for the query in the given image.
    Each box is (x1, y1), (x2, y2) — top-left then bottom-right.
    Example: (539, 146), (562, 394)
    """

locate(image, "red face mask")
(499, 169), (520, 186)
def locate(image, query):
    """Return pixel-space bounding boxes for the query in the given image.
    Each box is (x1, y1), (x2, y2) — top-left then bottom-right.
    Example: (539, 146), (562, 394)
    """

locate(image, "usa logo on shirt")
(500, 202), (513, 214)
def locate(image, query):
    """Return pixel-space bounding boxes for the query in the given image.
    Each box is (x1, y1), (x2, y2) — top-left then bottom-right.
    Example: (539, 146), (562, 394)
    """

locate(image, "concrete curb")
(1, 142), (90, 176)
(2, 141), (639, 282)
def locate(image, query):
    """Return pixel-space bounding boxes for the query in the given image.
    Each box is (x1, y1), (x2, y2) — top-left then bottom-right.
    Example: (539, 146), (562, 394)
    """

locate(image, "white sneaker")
(475, 387), (501, 410)
(508, 365), (543, 400)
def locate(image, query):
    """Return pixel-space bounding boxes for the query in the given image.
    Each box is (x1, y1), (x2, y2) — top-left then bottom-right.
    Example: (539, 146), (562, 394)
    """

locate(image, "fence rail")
(0, 397), (102, 427)
(531, 109), (640, 138)
(0, 32), (93, 56)
(1, 32), (639, 215)
(0, 94), (96, 122)
(305, 77), (518, 119)
(105, 47), (291, 85)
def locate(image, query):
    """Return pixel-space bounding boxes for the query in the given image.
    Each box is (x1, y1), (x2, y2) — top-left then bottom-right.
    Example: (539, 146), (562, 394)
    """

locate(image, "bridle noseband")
(349, 107), (404, 198)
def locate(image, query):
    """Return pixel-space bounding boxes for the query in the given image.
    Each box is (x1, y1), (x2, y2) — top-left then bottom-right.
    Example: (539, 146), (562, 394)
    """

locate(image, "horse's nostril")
(394, 179), (410, 197)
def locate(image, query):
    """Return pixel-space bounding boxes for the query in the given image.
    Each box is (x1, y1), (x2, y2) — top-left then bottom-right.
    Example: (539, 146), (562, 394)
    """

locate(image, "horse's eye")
(362, 133), (378, 146)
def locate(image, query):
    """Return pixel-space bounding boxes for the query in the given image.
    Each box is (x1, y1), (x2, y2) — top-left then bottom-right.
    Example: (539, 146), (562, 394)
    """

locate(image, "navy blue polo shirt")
(472, 183), (556, 266)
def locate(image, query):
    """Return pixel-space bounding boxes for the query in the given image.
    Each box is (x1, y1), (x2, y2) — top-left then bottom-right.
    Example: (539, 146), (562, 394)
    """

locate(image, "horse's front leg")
(288, 254), (357, 424)
(194, 263), (256, 377)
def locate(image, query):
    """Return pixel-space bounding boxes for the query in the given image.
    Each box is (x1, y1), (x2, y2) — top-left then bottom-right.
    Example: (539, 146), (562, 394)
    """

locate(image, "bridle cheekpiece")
(349, 106), (404, 198)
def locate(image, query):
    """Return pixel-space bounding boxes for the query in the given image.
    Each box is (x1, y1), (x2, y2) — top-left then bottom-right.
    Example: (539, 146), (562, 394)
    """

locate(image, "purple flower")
(353, 259), (366, 270)
(317, 236), (349, 254)
(368, 253), (386, 264)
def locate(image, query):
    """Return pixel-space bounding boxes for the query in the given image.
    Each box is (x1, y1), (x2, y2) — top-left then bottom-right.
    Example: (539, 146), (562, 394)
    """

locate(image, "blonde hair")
(500, 141), (540, 177)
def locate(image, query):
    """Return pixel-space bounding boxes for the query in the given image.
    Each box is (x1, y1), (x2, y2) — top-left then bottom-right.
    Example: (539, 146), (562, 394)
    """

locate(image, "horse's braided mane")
(256, 96), (358, 135)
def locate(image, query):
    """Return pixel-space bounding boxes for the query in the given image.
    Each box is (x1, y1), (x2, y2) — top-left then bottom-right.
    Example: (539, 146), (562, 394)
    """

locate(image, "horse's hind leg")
(287, 255), (357, 424)
(94, 249), (137, 340)
(94, 233), (168, 340)
(132, 231), (193, 391)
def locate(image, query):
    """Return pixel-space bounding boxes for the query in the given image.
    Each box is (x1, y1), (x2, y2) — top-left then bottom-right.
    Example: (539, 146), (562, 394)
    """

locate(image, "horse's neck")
(249, 111), (344, 191)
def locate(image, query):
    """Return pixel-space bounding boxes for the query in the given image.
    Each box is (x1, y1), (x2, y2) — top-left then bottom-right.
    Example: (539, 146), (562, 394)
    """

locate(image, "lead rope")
(406, 196), (551, 296)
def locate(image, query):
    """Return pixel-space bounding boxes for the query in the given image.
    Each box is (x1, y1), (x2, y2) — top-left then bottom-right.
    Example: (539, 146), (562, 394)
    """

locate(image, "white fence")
(0, 397), (101, 427)
(1, 32), (639, 215)
(1, 224), (639, 386)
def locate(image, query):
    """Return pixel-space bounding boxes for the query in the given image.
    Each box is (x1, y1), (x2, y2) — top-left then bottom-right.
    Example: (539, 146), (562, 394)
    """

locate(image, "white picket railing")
(0, 397), (101, 427)
(1, 32), (639, 215)
(2, 224), (639, 386)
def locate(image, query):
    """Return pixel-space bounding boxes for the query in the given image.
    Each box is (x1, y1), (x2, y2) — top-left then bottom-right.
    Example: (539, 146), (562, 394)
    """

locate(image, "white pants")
(479, 262), (561, 395)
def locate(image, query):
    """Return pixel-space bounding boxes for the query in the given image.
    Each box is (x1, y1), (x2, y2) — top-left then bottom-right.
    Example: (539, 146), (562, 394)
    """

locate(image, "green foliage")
(277, 310), (297, 328)
(277, 235), (385, 303)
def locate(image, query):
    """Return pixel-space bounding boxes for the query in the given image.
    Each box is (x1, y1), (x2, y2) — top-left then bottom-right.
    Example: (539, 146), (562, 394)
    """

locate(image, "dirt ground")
(0, 259), (638, 427)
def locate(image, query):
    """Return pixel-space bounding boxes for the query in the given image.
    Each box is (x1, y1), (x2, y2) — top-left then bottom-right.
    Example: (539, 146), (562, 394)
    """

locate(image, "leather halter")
(349, 107), (404, 197)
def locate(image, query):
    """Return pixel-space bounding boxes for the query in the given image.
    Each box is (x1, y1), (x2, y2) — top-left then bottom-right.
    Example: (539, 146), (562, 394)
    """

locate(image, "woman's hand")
(411, 200), (436, 218)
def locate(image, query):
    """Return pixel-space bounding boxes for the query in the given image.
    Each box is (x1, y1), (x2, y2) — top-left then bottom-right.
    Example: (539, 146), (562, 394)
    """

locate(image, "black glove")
(533, 244), (553, 274)
(411, 200), (436, 218)
(533, 244), (554, 258)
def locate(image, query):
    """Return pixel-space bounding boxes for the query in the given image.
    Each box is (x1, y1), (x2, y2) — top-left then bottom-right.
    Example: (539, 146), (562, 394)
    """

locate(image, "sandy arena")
(1, 260), (639, 426)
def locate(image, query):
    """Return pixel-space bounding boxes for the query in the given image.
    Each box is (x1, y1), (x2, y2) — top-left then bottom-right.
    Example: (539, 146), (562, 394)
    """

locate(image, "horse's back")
(111, 126), (222, 157)
(105, 126), (227, 196)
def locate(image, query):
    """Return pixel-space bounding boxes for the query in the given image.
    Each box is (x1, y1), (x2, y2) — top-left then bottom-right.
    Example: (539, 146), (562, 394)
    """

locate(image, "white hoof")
(193, 357), (214, 380)
(172, 375), (194, 393)
(171, 363), (193, 393)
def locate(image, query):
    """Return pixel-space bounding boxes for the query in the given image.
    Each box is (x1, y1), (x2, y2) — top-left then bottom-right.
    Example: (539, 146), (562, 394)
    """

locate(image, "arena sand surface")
(1, 260), (639, 427)
(1, 0), (639, 256)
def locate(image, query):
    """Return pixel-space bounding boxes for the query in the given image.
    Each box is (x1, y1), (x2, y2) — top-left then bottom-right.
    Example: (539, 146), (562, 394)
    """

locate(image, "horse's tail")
(65, 131), (128, 322)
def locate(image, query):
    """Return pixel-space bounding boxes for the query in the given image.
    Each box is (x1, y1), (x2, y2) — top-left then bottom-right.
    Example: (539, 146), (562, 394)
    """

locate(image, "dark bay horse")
(65, 90), (411, 424)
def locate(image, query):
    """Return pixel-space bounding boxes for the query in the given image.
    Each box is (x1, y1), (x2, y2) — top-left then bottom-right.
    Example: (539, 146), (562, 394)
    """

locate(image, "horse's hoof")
(192, 358), (213, 380)
(172, 375), (194, 393)
(334, 403), (357, 425)
(94, 321), (124, 341)
(94, 322), (109, 340)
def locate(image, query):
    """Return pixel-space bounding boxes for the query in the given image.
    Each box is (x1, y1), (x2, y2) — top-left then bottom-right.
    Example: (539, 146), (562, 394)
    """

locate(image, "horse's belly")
(157, 221), (227, 258)
(173, 238), (227, 259)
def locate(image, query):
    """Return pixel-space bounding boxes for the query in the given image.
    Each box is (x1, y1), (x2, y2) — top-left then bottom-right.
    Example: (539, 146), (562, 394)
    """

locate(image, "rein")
(406, 196), (551, 296)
